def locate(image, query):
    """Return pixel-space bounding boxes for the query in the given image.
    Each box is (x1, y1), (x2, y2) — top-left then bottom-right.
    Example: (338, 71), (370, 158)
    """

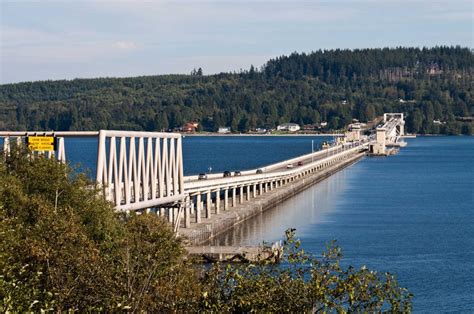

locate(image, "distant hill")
(0, 46), (472, 134)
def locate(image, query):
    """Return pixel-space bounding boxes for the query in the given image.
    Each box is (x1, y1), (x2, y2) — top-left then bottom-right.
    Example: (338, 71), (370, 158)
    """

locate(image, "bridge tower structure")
(95, 130), (185, 212)
(369, 113), (407, 155)
(384, 113), (405, 138)
(371, 127), (387, 155)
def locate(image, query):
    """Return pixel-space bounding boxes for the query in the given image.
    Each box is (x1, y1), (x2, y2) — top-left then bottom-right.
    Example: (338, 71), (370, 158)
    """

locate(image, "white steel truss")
(95, 130), (185, 212)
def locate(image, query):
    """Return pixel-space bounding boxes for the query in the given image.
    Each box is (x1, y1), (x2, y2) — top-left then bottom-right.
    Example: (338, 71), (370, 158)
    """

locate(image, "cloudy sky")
(1, 0), (472, 84)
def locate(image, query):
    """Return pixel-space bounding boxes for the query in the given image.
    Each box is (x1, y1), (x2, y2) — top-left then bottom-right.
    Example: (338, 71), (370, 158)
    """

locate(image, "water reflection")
(209, 168), (350, 246)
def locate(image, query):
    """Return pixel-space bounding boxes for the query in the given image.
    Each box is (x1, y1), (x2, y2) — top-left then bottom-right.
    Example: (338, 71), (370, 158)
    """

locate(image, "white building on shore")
(277, 123), (301, 132)
(218, 127), (231, 134)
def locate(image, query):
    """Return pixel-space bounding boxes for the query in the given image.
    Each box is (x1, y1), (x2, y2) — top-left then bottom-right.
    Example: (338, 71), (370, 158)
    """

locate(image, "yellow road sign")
(27, 136), (56, 151)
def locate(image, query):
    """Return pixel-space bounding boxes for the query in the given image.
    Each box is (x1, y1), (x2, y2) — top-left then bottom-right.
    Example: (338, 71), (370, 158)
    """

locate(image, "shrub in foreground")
(202, 229), (412, 312)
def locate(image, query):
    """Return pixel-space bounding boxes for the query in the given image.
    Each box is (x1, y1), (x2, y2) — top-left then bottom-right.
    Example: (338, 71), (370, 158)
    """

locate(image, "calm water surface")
(212, 136), (474, 312)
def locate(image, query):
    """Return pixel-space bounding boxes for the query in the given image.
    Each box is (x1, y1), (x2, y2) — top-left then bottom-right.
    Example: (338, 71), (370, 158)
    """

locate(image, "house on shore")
(218, 127), (231, 134)
(182, 122), (199, 133)
(277, 123), (301, 132)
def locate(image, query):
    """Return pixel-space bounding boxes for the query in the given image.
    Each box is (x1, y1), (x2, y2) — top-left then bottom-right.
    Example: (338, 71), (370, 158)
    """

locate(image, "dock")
(186, 242), (282, 263)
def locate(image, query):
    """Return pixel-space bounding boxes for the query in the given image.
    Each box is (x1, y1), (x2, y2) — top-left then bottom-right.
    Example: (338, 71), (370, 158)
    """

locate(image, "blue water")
(212, 136), (474, 312)
(181, 136), (332, 174)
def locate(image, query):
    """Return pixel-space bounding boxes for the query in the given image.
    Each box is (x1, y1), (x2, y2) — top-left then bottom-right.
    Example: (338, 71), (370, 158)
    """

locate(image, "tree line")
(0, 46), (472, 134)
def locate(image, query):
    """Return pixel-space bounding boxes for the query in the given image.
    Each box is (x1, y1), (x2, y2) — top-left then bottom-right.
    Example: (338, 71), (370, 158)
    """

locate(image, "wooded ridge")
(1, 46), (472, 134)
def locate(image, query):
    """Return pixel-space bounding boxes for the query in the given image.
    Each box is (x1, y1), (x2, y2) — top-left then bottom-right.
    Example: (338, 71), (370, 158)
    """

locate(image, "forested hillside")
(0, 46), (472, 134)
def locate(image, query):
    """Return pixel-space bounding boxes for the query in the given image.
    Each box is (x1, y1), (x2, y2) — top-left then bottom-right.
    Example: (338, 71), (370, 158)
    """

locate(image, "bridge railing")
(183, 142), (358, 182)
(184, 143), (367, 194)
(0, 131), (99, 162)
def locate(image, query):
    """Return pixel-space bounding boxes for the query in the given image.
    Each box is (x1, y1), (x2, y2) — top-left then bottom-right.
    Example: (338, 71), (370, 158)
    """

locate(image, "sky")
(1, 0), (472, 84)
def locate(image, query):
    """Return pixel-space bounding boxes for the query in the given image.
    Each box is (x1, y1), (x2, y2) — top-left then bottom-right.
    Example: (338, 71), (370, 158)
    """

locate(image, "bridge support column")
(224, 188), (229, 210)
(239, 186), (244, 204)
(232, 187), (237, 207)
(215, 190), (220, 215)
(399, 119), (405, 136)
(184, 196), (191, 228)
(259, 182), (263, 195)
(173, 207), (179, 226)
(253, 184), (257, 198)
(246, 185), (251, 201)
(206, 190), (211, 219)
(269, 181), (273, 191)
(196, 193), (202, 223)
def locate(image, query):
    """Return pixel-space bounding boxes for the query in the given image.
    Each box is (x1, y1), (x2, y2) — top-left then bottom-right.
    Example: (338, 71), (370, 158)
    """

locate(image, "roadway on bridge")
(185, 142), (363, 184)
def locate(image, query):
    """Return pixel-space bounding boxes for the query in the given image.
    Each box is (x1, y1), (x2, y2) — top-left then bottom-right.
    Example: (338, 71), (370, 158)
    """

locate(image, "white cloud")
(115, 41), (137, 50)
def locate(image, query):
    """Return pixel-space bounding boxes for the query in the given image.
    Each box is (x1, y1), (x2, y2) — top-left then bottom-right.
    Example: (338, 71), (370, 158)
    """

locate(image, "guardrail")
(0, 131), (93, 162)
(183, 142), (362, 182)
(183, 143), (368, 194)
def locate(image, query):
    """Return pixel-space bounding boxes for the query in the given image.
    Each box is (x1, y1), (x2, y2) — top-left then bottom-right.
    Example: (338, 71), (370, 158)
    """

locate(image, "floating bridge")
(0, 113), (407, 239)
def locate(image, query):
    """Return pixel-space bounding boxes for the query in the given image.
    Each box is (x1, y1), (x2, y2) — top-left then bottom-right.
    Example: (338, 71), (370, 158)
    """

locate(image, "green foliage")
(200, 228), (412, 313)
(0, 47), (472, 134)
(0, 148), (200, 311)
(0, 150), (412, 311)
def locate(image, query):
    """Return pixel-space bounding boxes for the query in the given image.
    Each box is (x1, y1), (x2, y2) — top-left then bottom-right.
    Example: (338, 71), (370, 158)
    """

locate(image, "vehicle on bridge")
(286, 164), (294, 169)
(223, 171), (231, 177)
(234, 171), (242, 176)
(256, 169), (263, 174)
(198, 173), (208, 180)
(297, 161), (303, 166)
